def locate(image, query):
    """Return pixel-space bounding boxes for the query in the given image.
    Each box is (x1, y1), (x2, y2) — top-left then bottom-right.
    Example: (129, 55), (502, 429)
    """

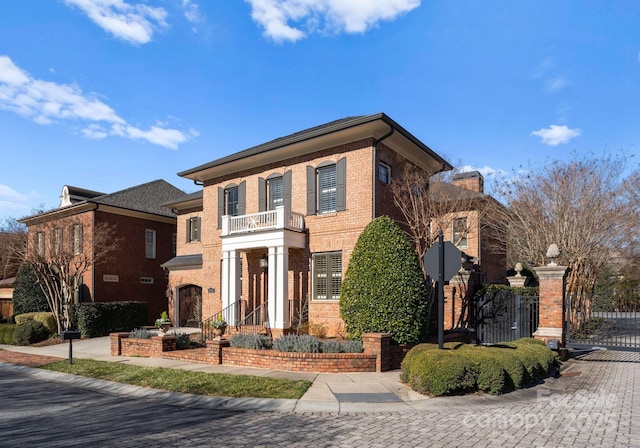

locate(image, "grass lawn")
(41, 359), (311, 399)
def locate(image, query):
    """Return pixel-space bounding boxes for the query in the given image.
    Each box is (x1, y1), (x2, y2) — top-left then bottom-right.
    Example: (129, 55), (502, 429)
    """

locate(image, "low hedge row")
(230, 333), (364, 353)
(73, 302), (148, 337)
(0, 324), (17, 344)
(400, 338), (558, 396)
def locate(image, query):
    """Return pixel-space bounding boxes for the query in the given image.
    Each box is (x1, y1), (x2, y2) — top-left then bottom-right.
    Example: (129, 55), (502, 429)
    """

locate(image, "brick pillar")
(533, 265), (567, 346)
(110, 332), (128, 356)
(151, 335), (176, 356)
(206, 338), (230, 365)
(362, 333), (392, 372)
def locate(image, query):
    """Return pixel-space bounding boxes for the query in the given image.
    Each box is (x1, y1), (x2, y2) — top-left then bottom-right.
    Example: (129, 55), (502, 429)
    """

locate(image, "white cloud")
(245, 0), (421, 43)
(530, 124), (582, 146)
(65, 0), (168, 45)
(0, 184), (34, 212)
(183, 0), (202, 23)
(0, 55), (191, 149)
(545, 76), (567, 92)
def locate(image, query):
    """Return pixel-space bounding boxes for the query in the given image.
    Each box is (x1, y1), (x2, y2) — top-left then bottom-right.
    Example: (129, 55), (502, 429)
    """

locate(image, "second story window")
(268, 177), (284, 210)
(217, 181), (246, 228)
(52, 228), (63, 255)
(452, 217), (468, 249)
(34, 232), (45, 256)
(145, 229), (156, 259)
(307, 158), (346, 215)
(225, 186), (239, 217)
(71, 223), (83, 255)
(186, 217), (201, 242)
(317, 165), (337, 214)
(378, 162), (391, 185)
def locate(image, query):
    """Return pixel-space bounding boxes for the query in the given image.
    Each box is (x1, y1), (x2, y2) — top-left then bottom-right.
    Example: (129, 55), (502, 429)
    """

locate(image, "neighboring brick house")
(19, 180), (185, 324)
(432, 171), (508, 331)
(162, 113), (453, 337)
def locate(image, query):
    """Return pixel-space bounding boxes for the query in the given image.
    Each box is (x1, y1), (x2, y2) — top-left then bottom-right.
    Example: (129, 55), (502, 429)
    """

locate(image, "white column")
(275, 245), (289, 328)
(221, 250), (241, 325)
(267, 246), (277, 329)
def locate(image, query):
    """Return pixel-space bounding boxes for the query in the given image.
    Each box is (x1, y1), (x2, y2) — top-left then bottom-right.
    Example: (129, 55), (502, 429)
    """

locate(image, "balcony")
(221, 206), (305, 237)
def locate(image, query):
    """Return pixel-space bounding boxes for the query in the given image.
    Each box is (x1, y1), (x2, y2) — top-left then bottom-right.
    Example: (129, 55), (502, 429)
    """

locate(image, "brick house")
(162, 113), (454, 337)
(19, 180), (185, 324)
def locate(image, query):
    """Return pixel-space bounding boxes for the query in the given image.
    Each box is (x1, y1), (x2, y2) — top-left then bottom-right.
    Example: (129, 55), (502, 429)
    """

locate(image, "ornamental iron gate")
(566, 289), (640, 352)
(476, 291), (539, 344)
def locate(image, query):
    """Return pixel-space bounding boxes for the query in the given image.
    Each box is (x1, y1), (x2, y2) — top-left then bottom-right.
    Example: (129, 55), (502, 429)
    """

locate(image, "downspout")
(372, 125), (395, 218)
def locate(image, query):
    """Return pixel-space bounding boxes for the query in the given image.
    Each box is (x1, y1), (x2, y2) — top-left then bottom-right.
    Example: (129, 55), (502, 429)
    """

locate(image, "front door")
(178, 285), (202, 327)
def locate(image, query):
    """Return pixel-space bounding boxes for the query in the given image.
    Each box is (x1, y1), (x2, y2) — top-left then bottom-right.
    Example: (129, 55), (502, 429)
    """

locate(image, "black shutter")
(336, 157), (346, 212)
(186, 218), (190, 242)
(306, 166), (316, 215)
(238, 181), (246, 216)
(283, 170), (292, 210)
(217, 187), (224, 229)
(258, 177), (266, 212)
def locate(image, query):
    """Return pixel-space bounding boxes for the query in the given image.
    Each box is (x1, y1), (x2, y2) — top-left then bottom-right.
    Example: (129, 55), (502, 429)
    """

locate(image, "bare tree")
(390, 165), (504, 276)
(0, 217), (27, 279)
(22, 221), (119, 334)
(494, 155), (634, 326)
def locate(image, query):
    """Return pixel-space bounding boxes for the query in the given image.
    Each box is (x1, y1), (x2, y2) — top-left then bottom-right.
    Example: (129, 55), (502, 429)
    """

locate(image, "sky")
(1, 0), (639, 222)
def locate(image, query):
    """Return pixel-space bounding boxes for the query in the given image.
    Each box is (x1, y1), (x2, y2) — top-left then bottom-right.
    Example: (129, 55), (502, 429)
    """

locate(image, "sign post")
(424, 231), (461, 349)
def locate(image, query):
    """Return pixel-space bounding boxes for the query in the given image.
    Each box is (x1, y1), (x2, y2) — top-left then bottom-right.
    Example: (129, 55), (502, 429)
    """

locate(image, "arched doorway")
(177, 285), (202, 327)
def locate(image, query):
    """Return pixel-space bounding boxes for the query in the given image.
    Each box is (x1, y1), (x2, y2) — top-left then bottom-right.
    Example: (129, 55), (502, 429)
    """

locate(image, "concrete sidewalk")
(0, 334), (582, 414)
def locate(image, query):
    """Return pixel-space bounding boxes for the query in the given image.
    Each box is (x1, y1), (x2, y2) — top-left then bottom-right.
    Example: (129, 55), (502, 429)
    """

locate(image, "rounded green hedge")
(13, 320), (51, 346)
(401, 339), (559, 396)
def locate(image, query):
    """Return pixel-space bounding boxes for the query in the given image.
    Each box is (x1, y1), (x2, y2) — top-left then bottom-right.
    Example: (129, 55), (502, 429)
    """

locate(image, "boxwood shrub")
(13, 320), (51, 345)
(401, 338), (559, 396)
(0, 324), (17, 344)
(14, 312), (56, 334)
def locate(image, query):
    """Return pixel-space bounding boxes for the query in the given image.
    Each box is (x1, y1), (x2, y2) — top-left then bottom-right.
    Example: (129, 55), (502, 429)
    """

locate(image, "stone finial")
(546, 244), (560, 266)
(514, 262), (523, 277)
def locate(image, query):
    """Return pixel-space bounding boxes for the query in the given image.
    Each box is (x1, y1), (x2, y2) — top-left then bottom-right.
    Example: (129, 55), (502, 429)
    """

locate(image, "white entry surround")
(220, 206), (306, 330)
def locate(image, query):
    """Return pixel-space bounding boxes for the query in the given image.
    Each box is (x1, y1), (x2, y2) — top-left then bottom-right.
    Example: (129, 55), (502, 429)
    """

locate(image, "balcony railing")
(222, 206), (305, 236)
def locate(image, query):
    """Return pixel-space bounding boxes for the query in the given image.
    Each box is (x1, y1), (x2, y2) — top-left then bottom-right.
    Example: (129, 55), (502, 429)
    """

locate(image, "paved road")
(1, 357), (639, 447)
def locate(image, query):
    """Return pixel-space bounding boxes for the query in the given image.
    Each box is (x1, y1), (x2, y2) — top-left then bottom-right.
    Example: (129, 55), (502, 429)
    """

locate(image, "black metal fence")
(476, 291), (540, 344)
(567, 289), (640, 351)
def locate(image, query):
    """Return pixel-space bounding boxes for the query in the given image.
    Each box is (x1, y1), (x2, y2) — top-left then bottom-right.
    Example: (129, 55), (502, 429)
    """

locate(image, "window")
(225, 186), (239, 217)
(317, 165), (337, 214)
(34, 232), (45, 256)
(52, 228), (63, 255)
(307, 158), (346, 215)
(186, 217), (201, 242)
(312, 252), (342, 300)
(452, 217), (468, 248)
(172, 233), (177, 255)
(378, 162), (391, 184)
(268, 176), (284, 210)
(140, 277), (154, 284)
(145, 229), (156, 259)
(71, 224), (83, 255)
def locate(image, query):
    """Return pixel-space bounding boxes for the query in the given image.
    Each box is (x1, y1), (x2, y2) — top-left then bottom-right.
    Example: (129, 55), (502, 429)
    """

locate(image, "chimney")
(452, 171), (484, 193)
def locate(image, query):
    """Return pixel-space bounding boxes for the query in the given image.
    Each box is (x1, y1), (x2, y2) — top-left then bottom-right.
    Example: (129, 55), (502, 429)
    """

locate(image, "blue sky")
(1, 0), (639, 222)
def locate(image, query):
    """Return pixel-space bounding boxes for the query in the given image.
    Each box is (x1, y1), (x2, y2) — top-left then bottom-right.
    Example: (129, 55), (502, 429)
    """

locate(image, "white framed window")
(225, 186), (239, 216)
(312, 251), (342, 300)
(268, 176), (284, 210)
(452, 217), (468, 248)
(52, 228), (63, 255)
(34, 232), (45, 256)
(145, 229), (156, 259)
(186, 217), (201, 242)
(378, 162), (391, 185)
(317, 165), (337, 214)
(71, 223), (83, 255)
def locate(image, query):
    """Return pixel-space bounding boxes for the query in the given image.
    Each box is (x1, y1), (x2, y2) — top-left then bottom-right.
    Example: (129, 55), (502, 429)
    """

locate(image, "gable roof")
(179, 113), (453, 183)
(20, 180), (185, 223)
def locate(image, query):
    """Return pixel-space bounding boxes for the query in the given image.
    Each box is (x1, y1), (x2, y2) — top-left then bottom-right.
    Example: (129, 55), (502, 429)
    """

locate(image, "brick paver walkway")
(0, 350), (63, 367)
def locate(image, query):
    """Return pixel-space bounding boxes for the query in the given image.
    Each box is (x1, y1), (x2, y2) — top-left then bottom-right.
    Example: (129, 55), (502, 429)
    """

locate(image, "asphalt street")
(0, 355), (639, 448)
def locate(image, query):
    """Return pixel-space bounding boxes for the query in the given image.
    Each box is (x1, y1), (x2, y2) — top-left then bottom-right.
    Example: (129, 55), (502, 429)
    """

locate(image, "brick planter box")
(221, 347), (377, 373)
